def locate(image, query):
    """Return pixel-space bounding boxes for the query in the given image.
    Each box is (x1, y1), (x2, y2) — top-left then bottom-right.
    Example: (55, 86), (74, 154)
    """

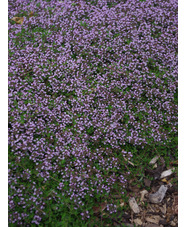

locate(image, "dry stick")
(124, 157), (135, 166)
(122, 150), (135, 166)
(123, 156), (135, 166)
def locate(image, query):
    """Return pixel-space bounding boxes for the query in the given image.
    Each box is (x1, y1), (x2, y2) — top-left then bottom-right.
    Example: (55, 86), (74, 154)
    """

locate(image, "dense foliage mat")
(8, 0), (177, 225)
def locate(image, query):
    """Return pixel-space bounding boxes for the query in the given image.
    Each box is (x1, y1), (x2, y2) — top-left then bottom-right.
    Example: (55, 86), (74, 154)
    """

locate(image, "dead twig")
(123, 156), (135, 166)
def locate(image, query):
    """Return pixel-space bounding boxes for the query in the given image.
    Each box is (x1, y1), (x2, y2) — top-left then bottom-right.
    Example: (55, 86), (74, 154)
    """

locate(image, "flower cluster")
(8, 0), (177, 225)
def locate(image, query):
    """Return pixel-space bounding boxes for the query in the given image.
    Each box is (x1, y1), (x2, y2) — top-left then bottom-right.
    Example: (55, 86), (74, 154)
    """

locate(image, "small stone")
(160, 168), (175, 179)
(149, 185), (168, 203)
(149, 156), (159, 165)
(129, 197), (140, 213)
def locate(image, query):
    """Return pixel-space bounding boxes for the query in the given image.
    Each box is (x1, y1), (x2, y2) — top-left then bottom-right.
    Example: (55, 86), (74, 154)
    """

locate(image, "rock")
(129, 197), (140, 213)
(149, 155), (159, 165)
(160, 168), (175, 179)
(149, 185), (168, 203)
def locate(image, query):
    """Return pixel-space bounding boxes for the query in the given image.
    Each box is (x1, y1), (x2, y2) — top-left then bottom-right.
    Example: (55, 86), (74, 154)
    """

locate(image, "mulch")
(91, 158), (178, 227)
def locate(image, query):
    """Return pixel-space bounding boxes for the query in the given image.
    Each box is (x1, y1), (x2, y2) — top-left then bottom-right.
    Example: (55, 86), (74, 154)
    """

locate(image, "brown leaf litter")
(90, 155), (178, 227)
(11, 17), (24, 25)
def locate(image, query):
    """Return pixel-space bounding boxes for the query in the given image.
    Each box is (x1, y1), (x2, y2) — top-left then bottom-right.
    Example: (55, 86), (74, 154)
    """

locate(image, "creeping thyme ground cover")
(8, 0), (177, 225)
